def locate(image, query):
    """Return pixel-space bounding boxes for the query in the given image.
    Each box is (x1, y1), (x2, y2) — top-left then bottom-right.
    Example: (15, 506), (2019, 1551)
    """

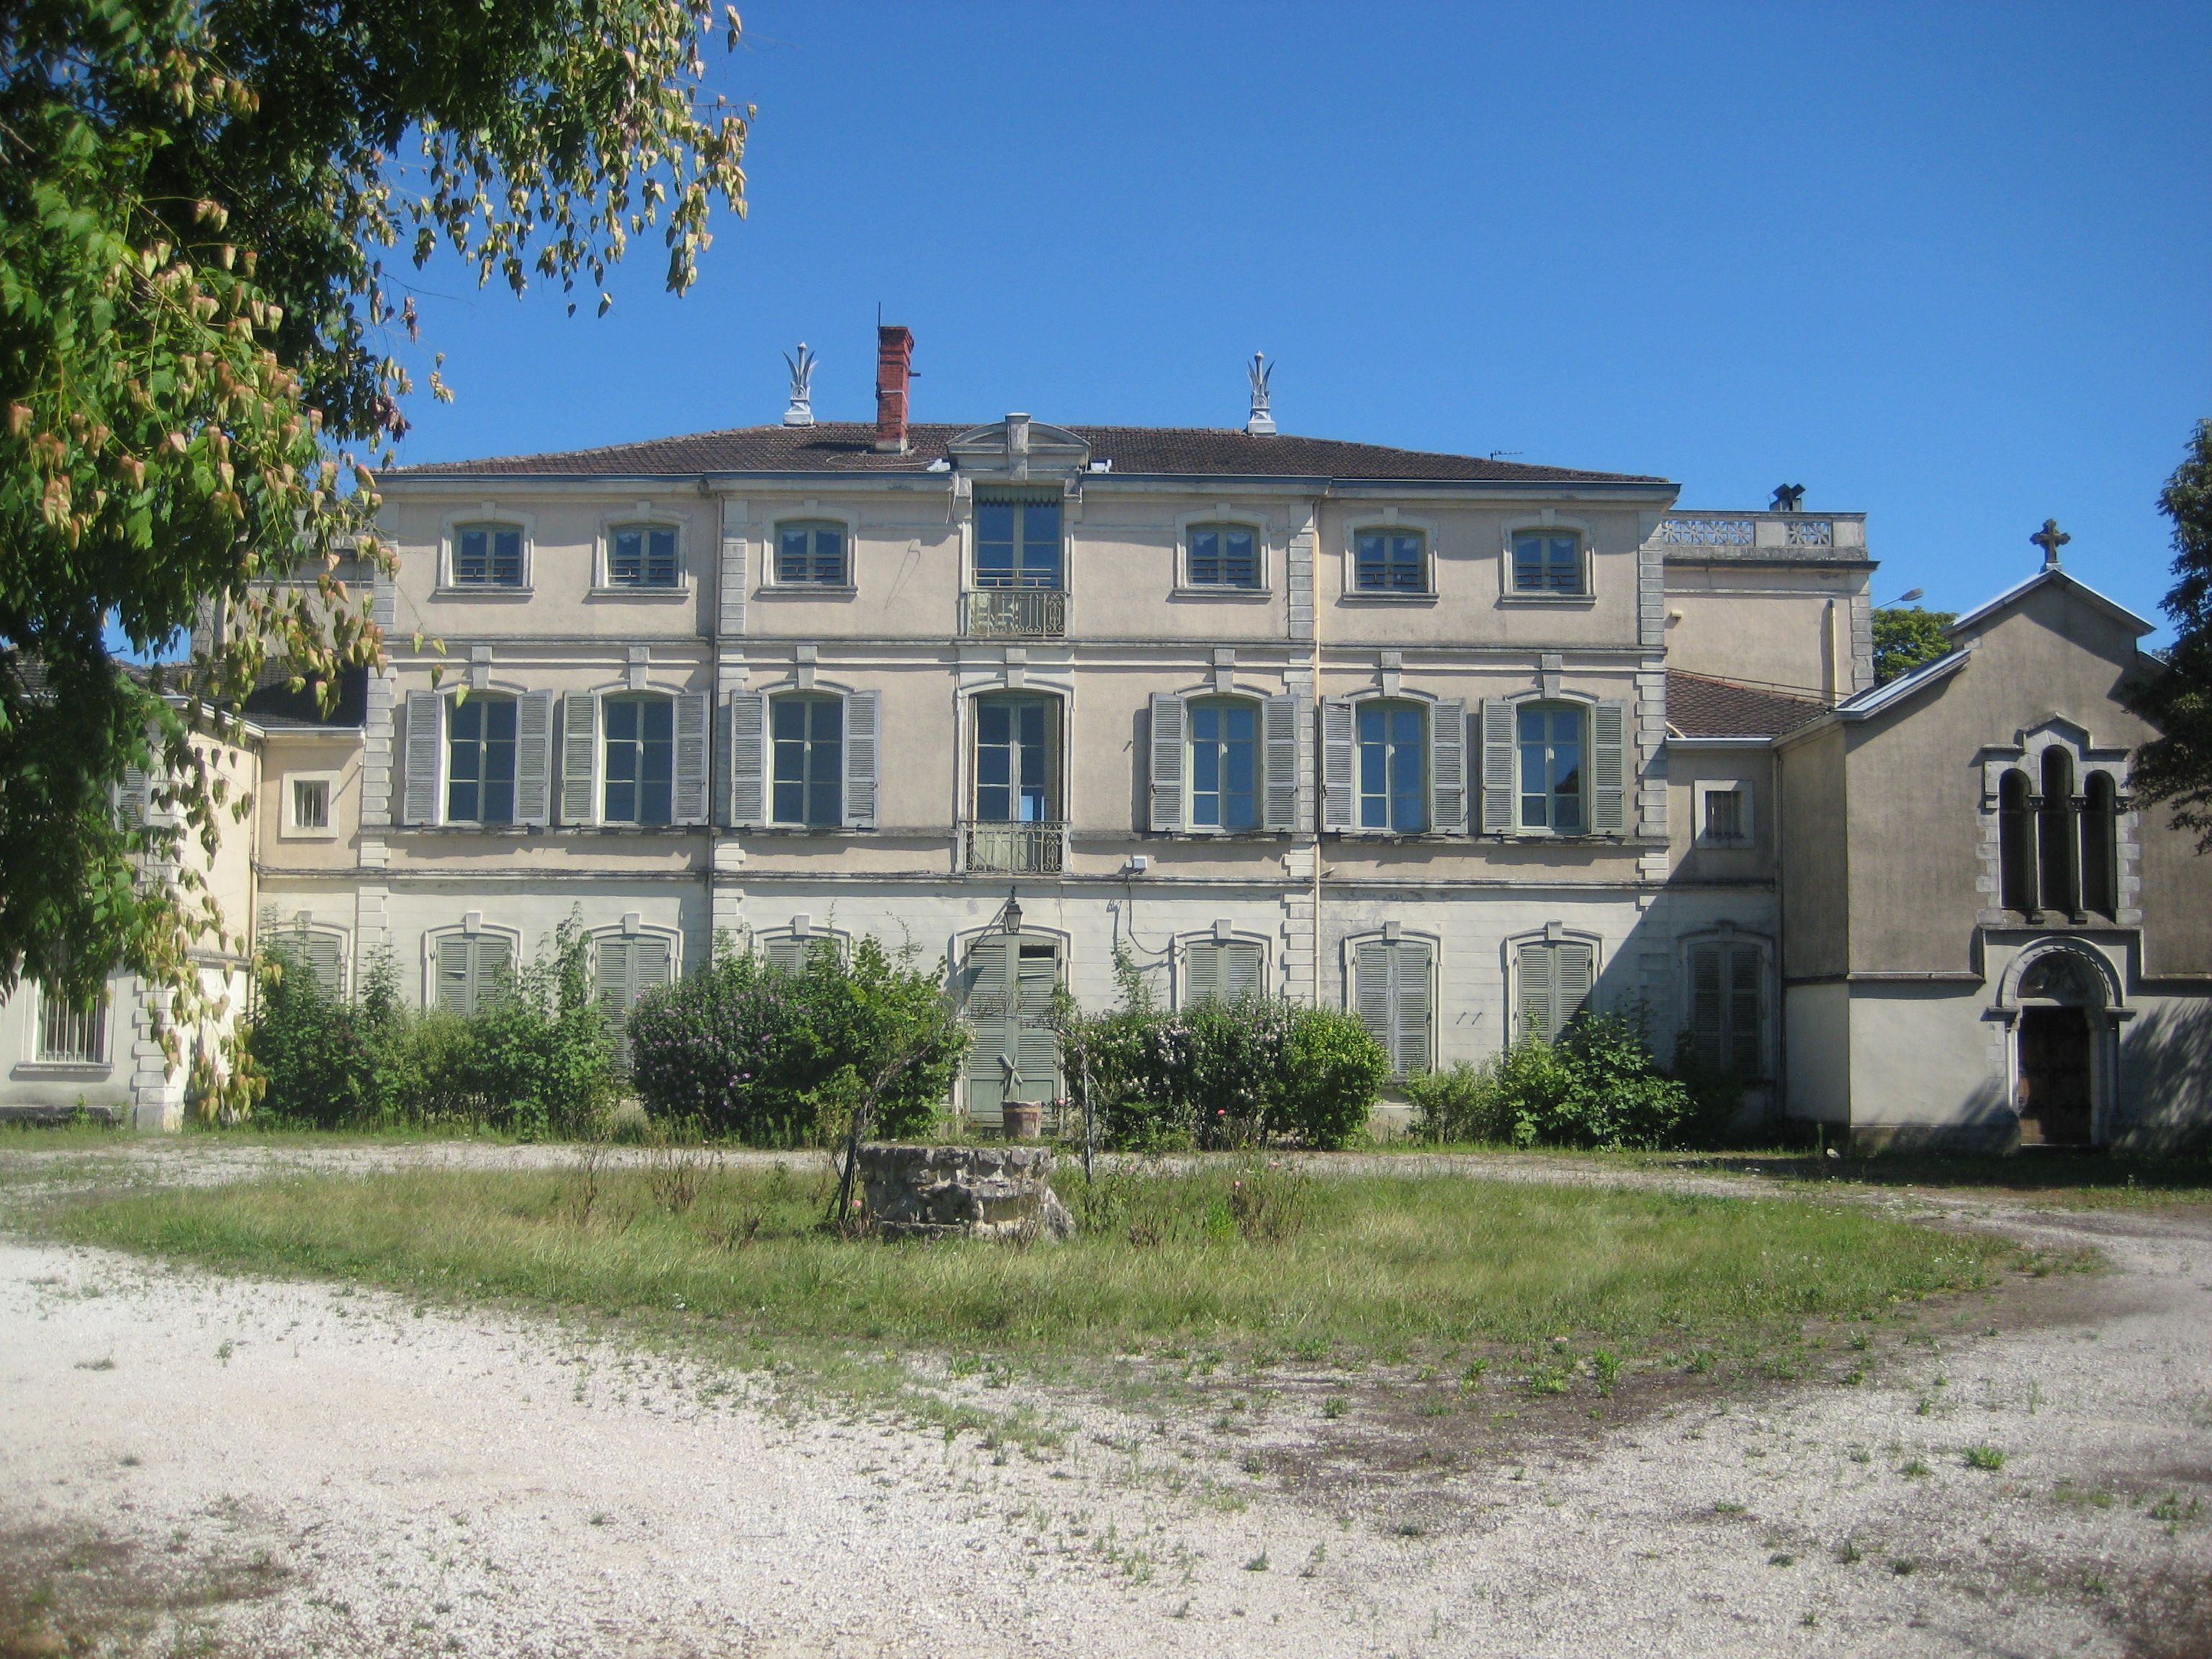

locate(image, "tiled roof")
(385, 423), (1668, 485)
(1666, 670), (1830, 739)
(242, 662), (369, 729)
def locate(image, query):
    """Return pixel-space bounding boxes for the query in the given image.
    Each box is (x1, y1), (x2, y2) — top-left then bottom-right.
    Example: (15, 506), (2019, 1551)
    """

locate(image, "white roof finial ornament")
(782, 343), (817, 428)
(1245, 351), (1276, 436)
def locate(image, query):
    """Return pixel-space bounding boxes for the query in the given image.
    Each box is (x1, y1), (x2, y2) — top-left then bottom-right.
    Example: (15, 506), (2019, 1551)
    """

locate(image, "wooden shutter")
(1480, 700), (1516, 835)
(672, 690), (710, 824)
(436, 934), (472, 1013)
(1430, 698), (1467, 835)
(844, 690), (880, 829)
(559, 693), (598, 825)
(1321, 698), (1356, 832)
(1393, 941), (1433, 1074)
(403, 689), (441, 825)
(764, 934), (809, 971)
(1690, 944), (1722, 1064)
(594, 937), (631, 1028)
(1223, 940), (1262, 998)
(1012, 947), (1060, 1100)
(960, 935), (1017, 1125)
(299, 931), (346, 999)
(117, 764), (150, 830)
(474, 935), (514, 1010)
(1148, 693), (1185, 832)
(1517, 941), (1556, 1042)
(1727, 944), (1762, 1076)
(1184, 941), (1222, 1004)
(1262, 693), (1303, 832)
(1591, 700), (1628, 834)
(727, 691), (768, 827)
(1556, 942), (1594, 1030)
(1355, 940), (1391, 1052)
(514, 691), (554, 827)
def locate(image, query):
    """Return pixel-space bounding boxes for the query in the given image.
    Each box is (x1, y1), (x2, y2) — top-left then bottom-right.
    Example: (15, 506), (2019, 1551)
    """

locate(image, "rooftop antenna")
(1245, 351), (1276, 436)
(781, 343), (817, 427)
(1488, 449), (1523, 461)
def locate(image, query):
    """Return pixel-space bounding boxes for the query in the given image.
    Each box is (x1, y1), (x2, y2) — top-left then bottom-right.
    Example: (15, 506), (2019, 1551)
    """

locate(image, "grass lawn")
(47, 1157), (2024, 1365)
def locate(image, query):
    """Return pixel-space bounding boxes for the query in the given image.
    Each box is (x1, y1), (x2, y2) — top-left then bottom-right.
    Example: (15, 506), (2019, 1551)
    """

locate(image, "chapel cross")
(2031, 518), (2071, 569)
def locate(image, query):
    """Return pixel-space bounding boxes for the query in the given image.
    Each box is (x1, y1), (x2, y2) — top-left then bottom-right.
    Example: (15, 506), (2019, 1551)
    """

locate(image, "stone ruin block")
(855, 1142), (1076, 1242)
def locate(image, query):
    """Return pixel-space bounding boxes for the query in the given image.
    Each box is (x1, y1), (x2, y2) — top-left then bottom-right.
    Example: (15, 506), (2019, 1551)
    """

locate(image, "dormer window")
(454, 523), (523, 587)
(1513, 531), (1585, 595)
(1354, 529), (1426, 593)
(1187, 524), (1259, 588)
(610, 524), (679, 588)
(776, 521), (847, 585)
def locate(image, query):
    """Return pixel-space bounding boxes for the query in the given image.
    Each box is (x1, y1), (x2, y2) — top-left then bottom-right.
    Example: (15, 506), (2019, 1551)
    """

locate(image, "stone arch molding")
(1995, 938), (2124, 1012)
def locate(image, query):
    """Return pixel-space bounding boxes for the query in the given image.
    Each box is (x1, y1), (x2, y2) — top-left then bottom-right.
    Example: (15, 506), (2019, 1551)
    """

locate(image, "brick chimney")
(873, 324), (913, 453)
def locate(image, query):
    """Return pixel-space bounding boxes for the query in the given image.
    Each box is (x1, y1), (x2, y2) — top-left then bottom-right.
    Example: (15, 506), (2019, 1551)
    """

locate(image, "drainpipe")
(1310, 494), (1326, 1010)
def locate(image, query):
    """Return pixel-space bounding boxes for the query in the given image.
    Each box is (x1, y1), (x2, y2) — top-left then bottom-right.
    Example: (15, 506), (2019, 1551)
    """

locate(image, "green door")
(960, 935), (1061, 1128)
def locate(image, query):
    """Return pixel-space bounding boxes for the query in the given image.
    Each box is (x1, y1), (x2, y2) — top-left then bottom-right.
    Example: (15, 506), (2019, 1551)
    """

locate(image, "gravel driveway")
(2, 1143), (2207, 1657)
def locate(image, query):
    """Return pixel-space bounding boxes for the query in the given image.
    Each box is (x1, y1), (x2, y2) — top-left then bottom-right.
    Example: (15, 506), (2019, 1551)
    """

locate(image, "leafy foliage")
(253, 914), (616, 1134)
(625, 936), (969, 1145)
(1871, 606), (1958, 683)
(1407, 1010), (1701, 1150)
(1058, 949), (1388, 1151)
(0, 0), (748, 1074)
(2124, 418), (2212, 850)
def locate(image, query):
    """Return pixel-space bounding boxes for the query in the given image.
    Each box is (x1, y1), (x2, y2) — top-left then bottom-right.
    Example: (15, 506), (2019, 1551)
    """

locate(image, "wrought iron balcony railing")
(964, 589), (1067, 637)
(963, 821), (1066, 875)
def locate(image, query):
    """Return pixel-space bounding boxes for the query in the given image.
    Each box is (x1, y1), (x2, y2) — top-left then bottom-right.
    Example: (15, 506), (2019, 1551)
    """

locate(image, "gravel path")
(2, 1145), (2207, 1656)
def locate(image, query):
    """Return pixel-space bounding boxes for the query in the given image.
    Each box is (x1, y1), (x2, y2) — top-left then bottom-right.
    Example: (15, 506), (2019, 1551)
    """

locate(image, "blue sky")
(385, 0), (2211, 635)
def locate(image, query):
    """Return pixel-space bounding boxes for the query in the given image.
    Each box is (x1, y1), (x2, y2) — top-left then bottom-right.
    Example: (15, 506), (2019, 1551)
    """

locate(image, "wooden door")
(2018, 1007), (2095, 1146)
(959, 937), (1060, 1128)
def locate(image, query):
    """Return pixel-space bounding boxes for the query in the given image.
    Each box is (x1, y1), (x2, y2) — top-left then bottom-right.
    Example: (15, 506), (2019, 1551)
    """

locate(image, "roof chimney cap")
(781, 343), (817, 427)
(873, 325), (913, 454)
(1770, 482), (1806, 512)
(1245, 352), (1276, 436)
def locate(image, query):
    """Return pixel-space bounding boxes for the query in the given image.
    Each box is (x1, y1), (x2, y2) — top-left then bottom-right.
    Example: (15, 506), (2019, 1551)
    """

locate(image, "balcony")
(1648, 512), (1867, 557)
(963, 821), (1066, 875)
(964, 589), (1067, 637)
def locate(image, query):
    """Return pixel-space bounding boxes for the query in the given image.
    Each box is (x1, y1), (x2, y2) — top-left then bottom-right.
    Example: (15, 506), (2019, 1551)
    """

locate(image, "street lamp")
(1881, 587), (1924, 608)
(999, 888), (1023, 935)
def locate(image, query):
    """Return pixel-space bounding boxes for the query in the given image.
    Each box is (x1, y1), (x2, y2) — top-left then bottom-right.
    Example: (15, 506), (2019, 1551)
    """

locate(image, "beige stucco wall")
(1663, 574), (1862, 697)
(1843, 983), (2010, 1136)
(1783, 980), (1850, 1125)
(1778, 725), (1848, 979)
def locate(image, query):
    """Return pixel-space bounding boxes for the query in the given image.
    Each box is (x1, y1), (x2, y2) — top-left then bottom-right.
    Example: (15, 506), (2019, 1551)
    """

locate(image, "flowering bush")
(624, 935), (966, 1143)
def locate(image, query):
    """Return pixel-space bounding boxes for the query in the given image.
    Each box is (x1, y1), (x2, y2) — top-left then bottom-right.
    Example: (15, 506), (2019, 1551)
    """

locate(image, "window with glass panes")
(1190, 699), (1259, 830)
(446, 696), (516, 824)
(453, 523), (523, 585)
(1512, 531), (1584, 594)
(1689, 942), (1763, 1076)
(771, 695), (843, 826)
(610, 524), (679, 588)
(1354, 529), (1426, 592)
(1187, 524), (1259, 588)
(974, 500), (1062, 589)
(1703, 788), (1745, 843)
(603, 696), (674, 825)
(776, 520), (847, 585)
(1357, 702), (1427, 831)
(1517, 704), (1585, 832)
(975, 696), (1054, 822)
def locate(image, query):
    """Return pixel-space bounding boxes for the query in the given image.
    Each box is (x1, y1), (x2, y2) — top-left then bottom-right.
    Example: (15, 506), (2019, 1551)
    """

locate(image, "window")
(1189, 700), (1259, 830)
(1518, 704), (1585, 832)
(974, 499), (1061, 590)
(434, 932), (513, 1017)
(274, 930), (346, 998)
(960, 935), (1061, 1125)
(36, 985), (107, 1064)
(447, 696), (517, 825)
(453, 523), (523, 587)
(595, 934), (673, 1066)
(1357, 702), (1427, 832)
(975, 696), (1056, 823)
(1187, 524), (1259, 588)
(771, 696), (844, 826)
(610, 524), (679, 588)
(1184, 939), (1264, 1004)
(763, 932), (847, 971)
(1689, 942), (1763, 1076)
(1704, 791), (1742, 842)
(1354, 529), (1426, 593)
(1512, 531), (1585, 595)
(1517, 939), (1593, 1043)
(775, 520), (847, 585)
(603, 696), (674, 826)
(2081, 771), (2119, 917)
(1997, 754), (2121, 921)
(1355, 938), (1432, 1075)
(292, 777), (330, 830)
(1999, 768), (2035, 914)
(2038, 748), (2080, 920)
(1693, 779), (1753, 848)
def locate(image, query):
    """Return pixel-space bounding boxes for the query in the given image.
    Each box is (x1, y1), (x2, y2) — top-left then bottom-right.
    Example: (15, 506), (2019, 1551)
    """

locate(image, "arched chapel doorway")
(2013, 950), (2105, 1147)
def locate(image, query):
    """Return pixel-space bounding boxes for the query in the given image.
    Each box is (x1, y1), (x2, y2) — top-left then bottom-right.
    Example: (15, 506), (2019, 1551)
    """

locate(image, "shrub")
(1279, 1006), (1388, 1149)
(625, 935), (966, 1144)
(1410, 1009), (1692, 1150)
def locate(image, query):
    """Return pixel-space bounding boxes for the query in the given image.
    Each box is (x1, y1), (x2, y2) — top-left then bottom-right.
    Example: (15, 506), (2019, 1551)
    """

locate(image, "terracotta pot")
(1001, 1101), (1043, 1141)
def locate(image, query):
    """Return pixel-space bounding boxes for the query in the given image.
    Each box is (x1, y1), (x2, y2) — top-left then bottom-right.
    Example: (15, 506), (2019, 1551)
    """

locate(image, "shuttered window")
(447, 696), (517, 824)
(763, 933), (845, 971)
(959, 936), (1060, 1126)
(771, 696), (843, 825)
(1183, 940), (1264, 1005)
(1357, 702), (1426, 831)
(1517, 940), (1594, 1043)
(279, 930), (347, 999)
(595, 935), (673, 1065)
(975, 696), (1056, 823)
(434, 933), (514, 1017)
(1689, 943), (1763, 1077)
(1354, 938), (1433, 1076)
(1189, 699), (1259, 830)
(603, 696), (674, 825)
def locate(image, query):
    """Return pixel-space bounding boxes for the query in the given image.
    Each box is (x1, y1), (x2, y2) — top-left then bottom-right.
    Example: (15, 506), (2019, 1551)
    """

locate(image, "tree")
(2124, 418), (2212, 851)
(1871, 606), (1957, 683)
(1, 1), (748, 1081)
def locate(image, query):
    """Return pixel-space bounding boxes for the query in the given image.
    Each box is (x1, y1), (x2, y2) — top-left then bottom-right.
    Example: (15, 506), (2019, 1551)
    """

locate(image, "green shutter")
(1355, 940), (1392, 1051)
(1590, 701), (1628, 834)
(1480, 701), (1517, 835)
(436, 935), (472, 1013)
(1393, 942), (1433, 1074)
(960, 935), (1017, 1125)
(1727, 944), (1762, 1076)
(1555, 943), (1593, 1030)
(1184, 940), (1222, 1004)
(470, 935), (513, 1013)
(1148, 693), (1185, 832)
(1223, 941), (1262, 998)
(1012, 947), (1060, 1100)
(1517, 942), (1555, 1041)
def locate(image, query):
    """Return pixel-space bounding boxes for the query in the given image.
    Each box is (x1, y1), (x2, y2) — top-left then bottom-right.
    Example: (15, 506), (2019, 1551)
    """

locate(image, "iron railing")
(963, 821), (1066, 875)
(964, 590), (1067, 637)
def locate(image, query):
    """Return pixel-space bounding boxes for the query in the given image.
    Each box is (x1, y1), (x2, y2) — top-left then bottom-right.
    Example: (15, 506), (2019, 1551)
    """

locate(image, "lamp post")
(999, 888), (1023, 935)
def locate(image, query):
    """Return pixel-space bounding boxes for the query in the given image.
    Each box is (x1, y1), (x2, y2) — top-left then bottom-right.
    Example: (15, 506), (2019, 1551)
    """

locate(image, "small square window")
(1694, 779), (1755, 848)
(1513, 531), (1584, 594)
(454, 523), (524, 586)
(1354, 530), (1426, 592)
(610, 525), (680, 588)
(292, 778), (329, 830)
(776, 521), (848, 585)
(1188, 525), (1259, 588)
